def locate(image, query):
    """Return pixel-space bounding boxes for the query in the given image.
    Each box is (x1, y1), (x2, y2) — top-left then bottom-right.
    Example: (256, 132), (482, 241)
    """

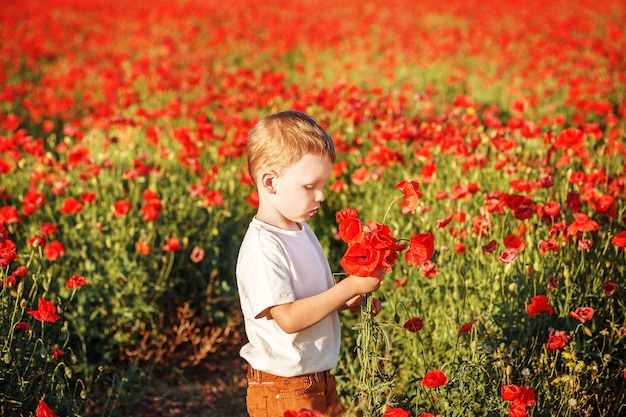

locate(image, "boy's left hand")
(346, 295), (382, 316)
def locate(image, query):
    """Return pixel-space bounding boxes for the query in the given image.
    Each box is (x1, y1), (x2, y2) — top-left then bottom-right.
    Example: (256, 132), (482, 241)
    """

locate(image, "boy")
(237, 110), (384, 417)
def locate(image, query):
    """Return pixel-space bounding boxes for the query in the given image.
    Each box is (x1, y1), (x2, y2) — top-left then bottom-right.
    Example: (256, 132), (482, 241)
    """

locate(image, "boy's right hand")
(346, 268), (385, 294)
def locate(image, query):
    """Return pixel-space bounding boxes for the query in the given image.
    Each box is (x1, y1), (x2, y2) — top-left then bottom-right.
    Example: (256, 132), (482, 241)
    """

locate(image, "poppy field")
(1, 0), (626, 416)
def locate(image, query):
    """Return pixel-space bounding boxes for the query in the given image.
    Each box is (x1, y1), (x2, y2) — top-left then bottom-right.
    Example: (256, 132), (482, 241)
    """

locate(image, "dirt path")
(124, 350), (249, 417)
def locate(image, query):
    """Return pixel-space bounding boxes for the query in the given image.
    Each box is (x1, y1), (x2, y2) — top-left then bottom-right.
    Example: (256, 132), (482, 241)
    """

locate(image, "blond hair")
(247, 110), (336, 185)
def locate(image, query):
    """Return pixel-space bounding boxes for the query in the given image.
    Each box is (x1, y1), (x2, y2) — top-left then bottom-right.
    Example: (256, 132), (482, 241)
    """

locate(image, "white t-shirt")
(236, 217), (341, 377)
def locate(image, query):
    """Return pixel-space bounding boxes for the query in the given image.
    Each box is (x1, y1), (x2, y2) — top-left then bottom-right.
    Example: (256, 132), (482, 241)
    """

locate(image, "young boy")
(237, 110), (384, 417)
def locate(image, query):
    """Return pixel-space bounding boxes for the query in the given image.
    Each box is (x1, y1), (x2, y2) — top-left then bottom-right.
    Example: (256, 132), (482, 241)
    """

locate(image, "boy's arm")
(269, 274), (383, 334)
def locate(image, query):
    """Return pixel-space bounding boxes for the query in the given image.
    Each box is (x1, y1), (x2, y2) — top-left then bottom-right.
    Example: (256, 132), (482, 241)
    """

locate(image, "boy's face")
(262, 153), (333, 229)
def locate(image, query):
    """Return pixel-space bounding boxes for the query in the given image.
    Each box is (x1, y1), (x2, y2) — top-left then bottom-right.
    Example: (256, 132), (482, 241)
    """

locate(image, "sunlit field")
(1, 0), (625, 416)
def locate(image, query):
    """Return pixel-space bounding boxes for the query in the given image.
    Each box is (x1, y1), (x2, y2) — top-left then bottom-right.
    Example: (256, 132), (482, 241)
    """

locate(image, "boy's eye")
(304, 185), (314, 190)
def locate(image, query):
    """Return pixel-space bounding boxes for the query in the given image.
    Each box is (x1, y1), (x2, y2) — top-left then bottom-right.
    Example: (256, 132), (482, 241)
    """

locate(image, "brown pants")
(246, 364), (344, 417)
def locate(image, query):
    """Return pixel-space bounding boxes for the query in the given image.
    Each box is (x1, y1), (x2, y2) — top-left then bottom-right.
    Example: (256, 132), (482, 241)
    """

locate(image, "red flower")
(27, 235), (46, 247)
(336, 207), (364, 244)
(202, 190), (225, 208)
(340, 241), (381, 276)
(601, 281), (616, 297)
(53, 349), (65, 360)
(136, 240), (151, 255)
(504, 234), (526, 251)
(539, 239), (559, 255)
(283, 409), (324, 417)
(546, 330), (570, 351)
(40, 223), (58, 234)
(113, 200), (132, 217)
(0, 238), (17, 267)
(15, 321), (32, 332)
(66, 274), (87, 289)
(555, 127), (585, 150)
(501, 384), (536, 405)
(395, 180), (422, 212)
(482, 240), (497, 254)
(567, 213), (599, 235)
(36, 399), (60, 417)
(404, 317), (424, 332)
(569, 306), (594, 323)
(80, 191), (97, 204)
(383, 407), (412, 417)
(0, 205), (22, 224)
(162, 237), (182, 252)
(141, 198), (163, 222)
(527, 295), (553, 318)
(420, 261), (439, 278)
(11, 265), (27, 277)
(405, 232), (434, 266)
(190, 246), (205, 263)
(59, 197), (84, 214)
(611, 231), (626, 248)
(43, 240), (66, 261)
(422, 370), (448, 388)
(498, 249), (517, 264)
(458, 322), (472, 335)
(27, 298), (60, 323)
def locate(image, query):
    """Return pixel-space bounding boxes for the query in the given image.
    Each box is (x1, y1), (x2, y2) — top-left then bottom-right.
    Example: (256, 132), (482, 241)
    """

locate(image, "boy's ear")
(260, 170), (278, 193)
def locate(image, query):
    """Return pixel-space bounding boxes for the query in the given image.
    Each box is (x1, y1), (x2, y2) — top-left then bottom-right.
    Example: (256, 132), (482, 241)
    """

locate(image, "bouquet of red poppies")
(336, 180), (435, 278)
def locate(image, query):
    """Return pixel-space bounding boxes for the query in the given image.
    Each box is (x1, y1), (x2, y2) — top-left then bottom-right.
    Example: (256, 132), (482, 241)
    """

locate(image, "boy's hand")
(345, 295), (383, 316)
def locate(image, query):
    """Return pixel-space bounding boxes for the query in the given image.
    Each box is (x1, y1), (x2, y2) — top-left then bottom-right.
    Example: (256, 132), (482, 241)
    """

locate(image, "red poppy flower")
(40, 223), (58, 235)
(482, 240), (497, 254)
(383, 407), (412, 417)
(538, 239), (559, 255)
(0, 205), (22, 224)
(136, 240), (151, 255)
(501, 384), (536, 406)
(36, 399), (60, 417)
(162, 237), (182, 252)
(554, 128), (585, 150)
(141, 198), (163, 221)
(27, 298), (60, 323)
(53, 349), (65, 360)
(0, 239), (17, 267)
(527, 295), (553, 318)
(420, 261), (438, 278)
(66, 274), (87, 289)
(567, 213), (599, 235)
(43, 240), (66, 261)
(336, 207), (364, 244)
(504, 234), (526, 251)
(28, 235), (46, 247)
(546, 330), (570, 351)
(245, 190), (259, 209)
(80, 191), (97, 204)
(15, 321), (31, 332)
(422, 370), (448, 388)
(351, 167), (371, 185)
(11, 265), (27, 277)
(569, 307), (594, 323)
(395, 180), (422, 212)
(498, 249), (517, 264)
(113, 200), (132, 217)
(601, 281), (616, 297)
(611, 231), (626, 248)
(404, 317), (424, 332)
(284, 409), (324, 417)
(202, 190), (225, 207)
(458, 322), (472, 335)
(59, 197), (84, 214)
(405, 232), (434, 266)
(340, 241), (381, 276)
